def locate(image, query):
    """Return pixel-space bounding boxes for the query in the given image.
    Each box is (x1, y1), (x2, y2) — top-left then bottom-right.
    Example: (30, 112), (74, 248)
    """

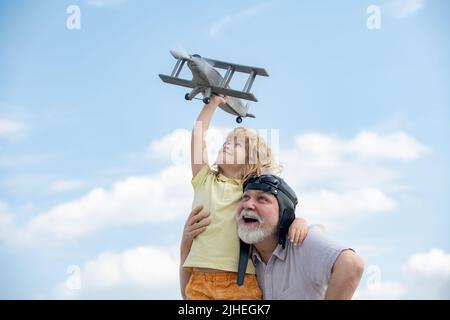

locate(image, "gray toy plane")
(159, 50), (269, 123)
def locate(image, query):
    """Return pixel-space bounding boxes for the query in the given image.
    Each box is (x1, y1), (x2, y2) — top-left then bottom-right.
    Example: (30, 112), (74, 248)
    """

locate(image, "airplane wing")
(159, 74), (258, 102)
(204, 58), (269, 77)
(210, 85), (258, 102)
(158, 74), (196, 89)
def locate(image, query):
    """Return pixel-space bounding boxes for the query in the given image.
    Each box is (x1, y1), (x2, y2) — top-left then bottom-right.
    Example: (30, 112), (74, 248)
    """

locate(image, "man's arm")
(191, 95), (228, 177)
(179, 205), (210, 299)
(324, 249), (364, 300)
(179, 257), (191, 300)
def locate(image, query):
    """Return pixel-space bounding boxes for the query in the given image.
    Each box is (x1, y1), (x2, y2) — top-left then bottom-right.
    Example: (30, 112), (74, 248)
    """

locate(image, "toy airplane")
(159, 50), (269, 123)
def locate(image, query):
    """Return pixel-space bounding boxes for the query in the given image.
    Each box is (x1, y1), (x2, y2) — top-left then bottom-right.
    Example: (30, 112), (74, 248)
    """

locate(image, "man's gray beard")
(237, 210), (276, 244)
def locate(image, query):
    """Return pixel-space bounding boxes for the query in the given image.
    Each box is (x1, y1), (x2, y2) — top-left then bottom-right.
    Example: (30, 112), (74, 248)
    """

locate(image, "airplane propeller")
(170, 49), (192, 61)
(170, 49), (212, 66)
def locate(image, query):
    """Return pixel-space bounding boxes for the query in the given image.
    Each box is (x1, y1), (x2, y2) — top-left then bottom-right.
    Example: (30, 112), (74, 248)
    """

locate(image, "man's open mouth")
(243, 217), (259, 224)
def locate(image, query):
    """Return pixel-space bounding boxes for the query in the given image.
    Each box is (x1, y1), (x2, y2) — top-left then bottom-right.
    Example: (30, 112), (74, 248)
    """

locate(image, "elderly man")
(181, 175), (364, 299)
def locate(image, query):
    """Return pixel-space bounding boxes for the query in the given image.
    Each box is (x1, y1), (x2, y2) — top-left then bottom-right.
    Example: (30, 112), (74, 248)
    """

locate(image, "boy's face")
(216, 130), (246, 165)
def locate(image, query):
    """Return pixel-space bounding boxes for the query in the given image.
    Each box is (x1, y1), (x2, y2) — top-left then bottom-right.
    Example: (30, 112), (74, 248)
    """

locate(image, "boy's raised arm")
(191, 95), (228, 177)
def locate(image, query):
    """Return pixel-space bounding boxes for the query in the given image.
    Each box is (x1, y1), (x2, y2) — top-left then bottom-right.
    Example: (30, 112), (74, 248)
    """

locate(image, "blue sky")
(0, 0), (449, 299)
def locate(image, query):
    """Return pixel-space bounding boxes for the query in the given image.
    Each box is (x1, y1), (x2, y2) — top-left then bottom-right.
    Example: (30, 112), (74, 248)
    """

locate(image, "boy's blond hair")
(212, 127), (281, 182)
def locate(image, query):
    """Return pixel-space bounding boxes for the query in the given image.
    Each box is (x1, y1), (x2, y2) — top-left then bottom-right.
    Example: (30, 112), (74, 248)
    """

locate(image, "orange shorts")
(185, 271), (262, 300)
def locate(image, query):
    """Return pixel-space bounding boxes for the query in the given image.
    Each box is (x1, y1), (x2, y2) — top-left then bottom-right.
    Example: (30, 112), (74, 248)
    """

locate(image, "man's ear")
(278, 208), (295, 248)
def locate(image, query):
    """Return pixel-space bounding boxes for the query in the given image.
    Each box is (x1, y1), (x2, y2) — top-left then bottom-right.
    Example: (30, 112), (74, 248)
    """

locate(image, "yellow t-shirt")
(183, 164), (255, 274)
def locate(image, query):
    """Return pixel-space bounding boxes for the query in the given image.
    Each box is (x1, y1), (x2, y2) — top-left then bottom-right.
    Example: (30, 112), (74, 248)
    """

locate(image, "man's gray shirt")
(252, 224), (351, 300)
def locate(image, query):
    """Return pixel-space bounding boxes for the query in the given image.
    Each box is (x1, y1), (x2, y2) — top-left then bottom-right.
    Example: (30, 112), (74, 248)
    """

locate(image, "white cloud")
(387, 0), (425, 18)
(52, 245), (180, 299)
(0, 118), (27, 139)
(402, 249), (450, 299)
(281, 131), (426, 191)
(85, 0), (126, 8)
(84, 246), (178, 289)
(281, 131), (428, 229)
(14, 165), (192, 243)
(288, 131), (428, 163)
(355, 249), (450, 299)
(208, 3), (271, 37)
(299, 188), (396, 227)
(355, 281), (406, 299)
(403, 249), (450, 277)
(347, 131), (429, 160)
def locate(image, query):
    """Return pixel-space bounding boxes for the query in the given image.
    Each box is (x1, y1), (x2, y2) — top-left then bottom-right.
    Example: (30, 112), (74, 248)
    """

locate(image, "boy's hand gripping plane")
(159, 49), (269, 123)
